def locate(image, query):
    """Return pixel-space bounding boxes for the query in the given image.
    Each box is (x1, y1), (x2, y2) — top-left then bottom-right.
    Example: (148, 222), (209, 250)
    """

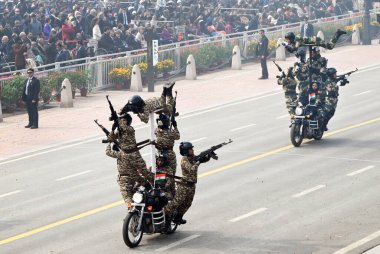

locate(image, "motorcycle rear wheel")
(123, 212), (143, 248)
(314, 131), (324, 140)
(290, 124), (303, 147)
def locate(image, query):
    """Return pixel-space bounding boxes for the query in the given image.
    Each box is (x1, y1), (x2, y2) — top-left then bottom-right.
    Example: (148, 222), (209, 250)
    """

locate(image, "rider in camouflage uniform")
(154, 113), (180, 198)
(106, 113), (149, 204)
(308, 47), (328, 84)
(164, 142), (210, 227)
(120, 81), (176, 123)
(278, 67), (297, 117)
(322, 68), (340, 131)
(293, 59), (309, 95)
(284, 29), (347, 53)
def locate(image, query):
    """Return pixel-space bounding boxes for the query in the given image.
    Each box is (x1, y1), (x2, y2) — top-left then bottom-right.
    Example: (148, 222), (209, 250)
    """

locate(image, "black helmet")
(179, 142), (193, 156)
(156, 151), (169, 167)
(326, 68), (337, 77)
(285, 32), (295, 43)
(156, 113), (170, 129)
(128, 95), (145, 111)
(119, 113), (132, 125)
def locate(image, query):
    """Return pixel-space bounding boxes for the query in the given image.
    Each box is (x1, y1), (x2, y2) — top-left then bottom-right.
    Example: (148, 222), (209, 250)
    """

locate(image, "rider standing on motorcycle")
(119, 81), (176, 123)
(154, 113), (180, 199)
(106, 113), (150, 206)
(164, 142), (210, 227)
(278, 66), (298, 118)
(308, 47), (328, 84)
(322, 68), (340, 131)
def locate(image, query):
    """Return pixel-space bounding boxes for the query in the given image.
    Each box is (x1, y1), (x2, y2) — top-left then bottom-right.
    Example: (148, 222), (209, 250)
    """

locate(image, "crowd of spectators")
(0, 0), (361, 71)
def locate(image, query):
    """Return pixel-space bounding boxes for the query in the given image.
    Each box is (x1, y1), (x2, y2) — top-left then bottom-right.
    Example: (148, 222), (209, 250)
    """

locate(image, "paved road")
(1, 66), (379, 254)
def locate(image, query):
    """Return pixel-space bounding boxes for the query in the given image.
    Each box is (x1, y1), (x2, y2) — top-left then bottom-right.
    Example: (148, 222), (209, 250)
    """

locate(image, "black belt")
(156, 145), (174, 151)
(285, 92), (297, 96)
(177, 180), (196, 187)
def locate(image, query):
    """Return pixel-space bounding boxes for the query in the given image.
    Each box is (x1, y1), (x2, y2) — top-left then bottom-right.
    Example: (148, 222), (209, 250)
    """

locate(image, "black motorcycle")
(122, 184), (178, 248)
(290, 101), (324, 147)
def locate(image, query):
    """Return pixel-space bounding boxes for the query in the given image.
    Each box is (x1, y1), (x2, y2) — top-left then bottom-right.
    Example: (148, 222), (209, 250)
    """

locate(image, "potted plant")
(47, 72), (66, 102)
(109, 66), (132, 89)
(65, 70), (90, 97)
(137, 62), (148, 86)
(0, 75), (25, 112)
(39, 77), (54, 103)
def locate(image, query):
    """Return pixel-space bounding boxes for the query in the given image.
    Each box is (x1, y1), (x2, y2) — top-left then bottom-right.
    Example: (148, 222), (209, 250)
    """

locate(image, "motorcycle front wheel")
(123, 212), (143, 248)
(290, 124), (303, 147)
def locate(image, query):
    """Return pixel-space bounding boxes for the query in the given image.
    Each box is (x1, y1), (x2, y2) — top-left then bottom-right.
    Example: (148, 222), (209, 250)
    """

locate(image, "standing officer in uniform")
(106, 113), (150, 205)
(120, 81), (176, 123)
(257, 29), (269, 80)
(164, 142), (210, 227)
(154, 113), (180, 198)
(22, 68), (40, 129)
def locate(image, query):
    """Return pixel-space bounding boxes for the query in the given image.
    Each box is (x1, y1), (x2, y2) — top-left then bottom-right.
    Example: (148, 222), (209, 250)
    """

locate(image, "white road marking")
(333, 230), (380, 254)
(347, 166), (375, 176)
(229, 207), (268, 222)
(276, 114), (289, 120)
(230, 124), (257, 132)
(56, 170), (92, 181)
(292, 185), (326, 198)
(353, 90), (371, 96)
(0, 190), (22, 198)
(155, 234), (200, 252)
(191, 137), (207, 143)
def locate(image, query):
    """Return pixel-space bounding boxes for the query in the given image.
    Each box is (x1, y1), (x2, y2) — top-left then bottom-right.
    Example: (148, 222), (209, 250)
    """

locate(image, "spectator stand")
(0, 11), (378, 93)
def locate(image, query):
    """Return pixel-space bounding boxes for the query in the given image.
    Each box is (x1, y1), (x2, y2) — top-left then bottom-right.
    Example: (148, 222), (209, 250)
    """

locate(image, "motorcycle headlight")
(132, 193), (143, 203)
(295, 107), (303, 116)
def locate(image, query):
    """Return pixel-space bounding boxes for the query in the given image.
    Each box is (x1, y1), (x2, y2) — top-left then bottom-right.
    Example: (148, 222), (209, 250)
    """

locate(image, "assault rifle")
(106, 95), (120, 133)
(194, 139), (233, 163)
(95, 119), (152, 152)
(169, 91), (178, 131)
(336, 68), (358, 86)
(273, 61), (286, 80)
(94, 119), (121, 151)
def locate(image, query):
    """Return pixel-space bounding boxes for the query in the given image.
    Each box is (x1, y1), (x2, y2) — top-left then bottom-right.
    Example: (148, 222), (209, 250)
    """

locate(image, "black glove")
(340, 79), (349, 86)
(198, 154), (210, 163)
(172, 120), (177, 128)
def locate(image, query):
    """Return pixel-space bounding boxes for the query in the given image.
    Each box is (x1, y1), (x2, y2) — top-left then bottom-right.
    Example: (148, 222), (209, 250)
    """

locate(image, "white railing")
(0, 11), (377, 91)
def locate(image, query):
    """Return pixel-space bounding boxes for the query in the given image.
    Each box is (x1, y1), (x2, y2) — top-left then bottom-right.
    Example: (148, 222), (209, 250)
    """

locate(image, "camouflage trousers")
(285, 95), (297, 116)
(117, 175), (135, 204)
(164, 184), (196, 217)
(166, 150), (177, 197)
(126, 151), (149, 183)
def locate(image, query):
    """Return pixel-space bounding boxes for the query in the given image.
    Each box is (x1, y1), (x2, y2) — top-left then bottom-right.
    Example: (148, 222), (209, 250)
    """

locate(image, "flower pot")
(55, 94), (61, 102)
(43, 96), (50, 104)
(72, 90), (76, 99)
(80, 88), (88, 97)
(125, 80), (131, 90)
(115, 83), (124, 90)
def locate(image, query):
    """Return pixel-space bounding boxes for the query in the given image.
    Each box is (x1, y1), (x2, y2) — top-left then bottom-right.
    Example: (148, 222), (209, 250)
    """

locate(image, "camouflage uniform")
(155, 126), (180, 197)
(108, 119), (149, 186)
(308, 54), (328, 83)
(164, 156), (199, 218)
(147, 164), (173, 199)
(106, 144), (135, 204)
(293, 62), (309, 95)
(138, 95), (174, 123)
(323, 77), (339, 127)
(278, 76), (297, 116)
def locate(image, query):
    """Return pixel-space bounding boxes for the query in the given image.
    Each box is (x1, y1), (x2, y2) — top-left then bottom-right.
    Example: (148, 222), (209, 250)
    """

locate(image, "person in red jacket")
(61, 18), (76, 42)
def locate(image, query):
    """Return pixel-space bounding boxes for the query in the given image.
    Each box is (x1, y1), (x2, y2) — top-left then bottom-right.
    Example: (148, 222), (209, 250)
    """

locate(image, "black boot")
(162, 87), (167, 97)
(173, 214), (187, 224)
(331, 29), (347, 44)
(164, 81), (175, 97)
